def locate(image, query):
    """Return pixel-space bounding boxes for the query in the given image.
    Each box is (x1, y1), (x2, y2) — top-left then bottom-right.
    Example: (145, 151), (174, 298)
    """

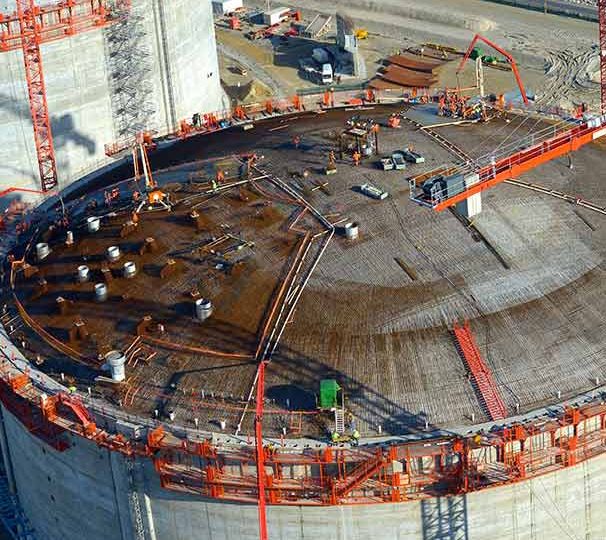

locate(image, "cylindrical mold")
(344, 222), (359, 241)
(66, 231), (74, 245)
(95, 283), (108, 302)
(107, 246), (121, 262)
(87, 216), (101, 233)
(36, 243), (50, 260)
(123, 261), (137, 279)
(195, 298), (213, 321)
(105, 350), (126, 382)
(77, 265), (90, 283)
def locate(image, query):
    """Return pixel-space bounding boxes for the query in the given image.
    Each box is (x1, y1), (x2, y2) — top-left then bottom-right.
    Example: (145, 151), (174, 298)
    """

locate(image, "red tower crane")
(2, 1), (120, 193)
(409, 5), (606, 211)
(15, 0), (58, 192)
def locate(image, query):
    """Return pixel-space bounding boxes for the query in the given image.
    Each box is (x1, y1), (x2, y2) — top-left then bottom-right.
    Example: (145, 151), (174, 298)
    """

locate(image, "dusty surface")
(217, 0), (601, 111)
(6, 103), (606, 441)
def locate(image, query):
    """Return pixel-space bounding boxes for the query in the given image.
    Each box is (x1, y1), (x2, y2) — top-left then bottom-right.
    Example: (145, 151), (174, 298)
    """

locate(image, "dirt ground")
(216, 0), (600, 111)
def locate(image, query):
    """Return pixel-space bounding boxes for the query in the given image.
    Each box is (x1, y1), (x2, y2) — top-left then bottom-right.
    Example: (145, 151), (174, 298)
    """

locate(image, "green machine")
(319, 379), (341, 409)
(469, 46), (483, 61)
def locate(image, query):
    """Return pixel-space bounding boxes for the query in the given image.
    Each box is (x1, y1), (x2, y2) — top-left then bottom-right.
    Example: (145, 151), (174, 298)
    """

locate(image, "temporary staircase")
(335, 449), (386, 499)
(453, 321), (508, 421)
(334, 408), (345, 434)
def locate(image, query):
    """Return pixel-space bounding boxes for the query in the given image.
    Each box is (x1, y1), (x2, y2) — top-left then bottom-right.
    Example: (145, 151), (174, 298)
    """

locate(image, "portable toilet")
(319, 379), (341, 409)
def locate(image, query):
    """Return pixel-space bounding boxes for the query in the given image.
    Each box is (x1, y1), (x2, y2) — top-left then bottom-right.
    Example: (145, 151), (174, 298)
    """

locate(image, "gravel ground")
(238, 0), (602, 111)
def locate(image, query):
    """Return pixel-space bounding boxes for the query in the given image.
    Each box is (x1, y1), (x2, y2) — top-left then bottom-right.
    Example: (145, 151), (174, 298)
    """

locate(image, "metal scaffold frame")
(0, 355), (605, 510)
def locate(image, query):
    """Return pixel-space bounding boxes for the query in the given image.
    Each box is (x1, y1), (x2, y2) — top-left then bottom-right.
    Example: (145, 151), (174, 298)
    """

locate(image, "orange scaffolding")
(0, 0), (114, 52)
(0, 361), (605, 508)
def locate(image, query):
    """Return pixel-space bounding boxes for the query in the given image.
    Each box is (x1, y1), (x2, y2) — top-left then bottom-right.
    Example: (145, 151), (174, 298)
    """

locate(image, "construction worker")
(246, 153), (257, 178)
(352, 151), (361, 167)
(438, 95), (446, 116)
(331, 431), (340, 443)
(351, 429), (360, 446)
(293, 135), (301, 149)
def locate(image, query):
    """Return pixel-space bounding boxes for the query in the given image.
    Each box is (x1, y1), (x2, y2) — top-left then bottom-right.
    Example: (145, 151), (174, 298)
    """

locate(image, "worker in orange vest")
(352, 151), (361, 166)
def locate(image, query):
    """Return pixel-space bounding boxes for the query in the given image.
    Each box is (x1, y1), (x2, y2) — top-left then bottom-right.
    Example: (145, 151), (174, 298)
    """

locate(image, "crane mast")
(16, 0), (58, 192)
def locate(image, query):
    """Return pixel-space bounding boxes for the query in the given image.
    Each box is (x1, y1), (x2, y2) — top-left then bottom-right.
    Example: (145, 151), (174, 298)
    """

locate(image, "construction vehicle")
(458, 34), (529, 106)
(360, 182), (389, 200)
(379, 157), (394, 171)
(402, 148), (425, 164)
(391, 152), (407, 170)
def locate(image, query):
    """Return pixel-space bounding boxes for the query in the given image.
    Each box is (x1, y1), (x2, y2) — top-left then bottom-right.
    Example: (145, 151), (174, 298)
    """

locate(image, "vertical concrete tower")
(0, 0), (223, 194)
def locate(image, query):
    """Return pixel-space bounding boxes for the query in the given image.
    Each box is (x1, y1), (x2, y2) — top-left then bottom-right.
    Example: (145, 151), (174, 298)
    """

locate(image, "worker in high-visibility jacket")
(352, 429), (360, 446)
(352, 151), (361, 167)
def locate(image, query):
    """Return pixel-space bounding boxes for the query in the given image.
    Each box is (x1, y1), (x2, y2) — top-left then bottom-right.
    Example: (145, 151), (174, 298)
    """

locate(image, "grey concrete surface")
(0, 0), (223, 196)
(482, 0), (598, 21)
(2, 404), (606, 540)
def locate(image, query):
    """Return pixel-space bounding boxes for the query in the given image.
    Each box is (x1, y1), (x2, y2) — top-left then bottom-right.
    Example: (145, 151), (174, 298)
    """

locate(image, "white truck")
(321, 63), (334, 85)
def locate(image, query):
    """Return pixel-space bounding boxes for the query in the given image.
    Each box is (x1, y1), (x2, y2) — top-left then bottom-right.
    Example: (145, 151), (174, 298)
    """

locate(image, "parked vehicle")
(402, 148), (425, 164)
(360, 182), (389, 200)
(391, 152), (407, 170)
(379, 157), (394, 171)
(321, 63), (334, 85)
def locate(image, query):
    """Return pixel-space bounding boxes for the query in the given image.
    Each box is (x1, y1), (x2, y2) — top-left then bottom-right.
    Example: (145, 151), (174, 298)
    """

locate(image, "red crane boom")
(458, 33), (529, 106)
(410, 9), (606, 211)
(254, 360), (268, 540)
(16, 0), (58, 192)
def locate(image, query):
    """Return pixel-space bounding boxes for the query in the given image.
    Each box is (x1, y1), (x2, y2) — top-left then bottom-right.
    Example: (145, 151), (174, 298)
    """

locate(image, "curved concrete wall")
(2, 403), (606, 540)
(0, 0), (222, 195)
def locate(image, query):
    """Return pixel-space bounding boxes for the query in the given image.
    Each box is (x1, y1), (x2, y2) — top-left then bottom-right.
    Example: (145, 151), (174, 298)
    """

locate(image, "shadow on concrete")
(421, 494), (469, 540)
(51, 114), (96, 156)
(0, 92), (97, 156)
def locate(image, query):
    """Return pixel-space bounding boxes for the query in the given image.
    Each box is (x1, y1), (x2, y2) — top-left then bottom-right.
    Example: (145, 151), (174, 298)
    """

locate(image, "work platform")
(3, 105), (606, 441)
